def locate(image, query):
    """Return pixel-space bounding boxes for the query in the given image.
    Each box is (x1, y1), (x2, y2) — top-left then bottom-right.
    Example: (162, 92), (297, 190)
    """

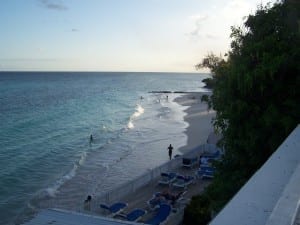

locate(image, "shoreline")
(22, 92), (218, 225)
(174, 92), (216, 154)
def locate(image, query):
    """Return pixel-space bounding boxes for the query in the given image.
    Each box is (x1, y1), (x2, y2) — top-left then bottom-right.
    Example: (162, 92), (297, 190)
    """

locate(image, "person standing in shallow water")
(168, 144), (173, 160)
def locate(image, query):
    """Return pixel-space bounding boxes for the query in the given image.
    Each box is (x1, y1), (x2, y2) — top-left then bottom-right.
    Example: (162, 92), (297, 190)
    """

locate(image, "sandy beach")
(95, 92), (218, 224)
(23, 91), (219, 225)
(174, 92), (216, 153)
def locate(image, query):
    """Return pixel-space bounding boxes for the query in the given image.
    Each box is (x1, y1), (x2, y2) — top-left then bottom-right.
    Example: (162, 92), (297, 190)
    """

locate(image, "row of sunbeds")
(158, 172), (195, 188)
(141, 156), (206, 223)
(99, 150), (221, 224)
(99, 172), (192, 224)
(184, 150), (221, 166)
(195, 149), (221, 179)
(100, 201), (172, 225)
(146, 190), (186, 210)
(182, 149), (222, 179)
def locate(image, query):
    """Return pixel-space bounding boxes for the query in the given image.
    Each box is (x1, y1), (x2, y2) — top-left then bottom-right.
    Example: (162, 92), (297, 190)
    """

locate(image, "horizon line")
(0, 70), (209, 74)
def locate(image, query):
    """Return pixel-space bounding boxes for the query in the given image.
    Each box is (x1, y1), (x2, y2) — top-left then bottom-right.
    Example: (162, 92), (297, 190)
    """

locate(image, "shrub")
(183, 194), (211, 225)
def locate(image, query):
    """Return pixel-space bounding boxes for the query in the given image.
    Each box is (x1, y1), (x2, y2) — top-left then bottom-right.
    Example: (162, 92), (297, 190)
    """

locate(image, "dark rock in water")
(148, 91), (173, 93)
(149, 91), (205, 94)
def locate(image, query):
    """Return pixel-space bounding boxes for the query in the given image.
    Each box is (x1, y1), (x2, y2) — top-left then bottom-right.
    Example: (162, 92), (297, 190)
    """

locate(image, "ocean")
(0, 72), (209, 225)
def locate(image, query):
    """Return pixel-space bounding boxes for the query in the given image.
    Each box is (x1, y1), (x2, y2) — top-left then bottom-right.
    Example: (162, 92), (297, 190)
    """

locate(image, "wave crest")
(127, 104), (144, 129)
(44, 151), (87, 197)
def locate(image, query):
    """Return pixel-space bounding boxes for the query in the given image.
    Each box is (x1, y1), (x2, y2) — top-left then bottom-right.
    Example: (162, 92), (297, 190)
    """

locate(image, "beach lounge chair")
(162, 190), (187, 207)
(196, 166), (215, 179)
(100, 202), (127, 216)
(145, 203), (172, 225)
(158, 172), (177, 185)
(202, 150), (221, 160)
(202, 170), (214, 179)
(147, 192), (167, 210)
(116, 208), (147, 222)
(182, 156), (198, 168)
(199, 151), (222, 167)
(172, 175), (195, 189)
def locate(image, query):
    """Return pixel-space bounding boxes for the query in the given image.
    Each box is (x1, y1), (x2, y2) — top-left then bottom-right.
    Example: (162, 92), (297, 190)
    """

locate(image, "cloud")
(0, 58), (58, 62)
(188, 15), (208, 37)
(186, 15), (219, 41)
(39, 0), (68, 11)
(221, 0), (253, 25)
(205, 34), (218, 39)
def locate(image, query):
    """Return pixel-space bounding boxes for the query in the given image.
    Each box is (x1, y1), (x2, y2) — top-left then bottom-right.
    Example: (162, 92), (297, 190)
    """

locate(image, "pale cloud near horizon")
(187, 0), (259, 42)
(0, 0), (278, 72)
(183, 0), (270, 70)
(39, 0), (68, 11)
(188, 15), (209, 38)
(0, 58), (59, 62)
(221, 0), (255, 24)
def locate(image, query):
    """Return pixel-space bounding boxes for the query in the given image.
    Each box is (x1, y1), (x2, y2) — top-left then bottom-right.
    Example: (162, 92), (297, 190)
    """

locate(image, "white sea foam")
(127, 121), (134, 129)
(45, 151), (87, 197)
(127, 104), (144, 129)
(133, 104), (144, 118)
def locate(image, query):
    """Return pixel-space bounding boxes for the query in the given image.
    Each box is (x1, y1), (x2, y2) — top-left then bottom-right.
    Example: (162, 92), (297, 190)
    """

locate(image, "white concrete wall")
(210, 125), (300, 225)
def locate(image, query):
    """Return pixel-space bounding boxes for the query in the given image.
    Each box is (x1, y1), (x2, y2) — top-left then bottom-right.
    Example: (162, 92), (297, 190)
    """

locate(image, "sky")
(0, 0), (277, 72)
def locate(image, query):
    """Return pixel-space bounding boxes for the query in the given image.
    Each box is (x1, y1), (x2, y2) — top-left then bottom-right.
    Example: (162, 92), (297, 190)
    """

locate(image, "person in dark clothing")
(168, 144), (173, 160)
(84, 195), (92, 211)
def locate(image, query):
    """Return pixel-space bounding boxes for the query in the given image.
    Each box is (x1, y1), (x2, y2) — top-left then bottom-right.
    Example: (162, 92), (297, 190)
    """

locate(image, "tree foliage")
(183, 195), (211, 225)
(184, 1), (300, 223)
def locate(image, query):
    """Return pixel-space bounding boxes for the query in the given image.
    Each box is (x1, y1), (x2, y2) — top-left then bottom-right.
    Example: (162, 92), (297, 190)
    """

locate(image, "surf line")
(127, 104), (144, 129)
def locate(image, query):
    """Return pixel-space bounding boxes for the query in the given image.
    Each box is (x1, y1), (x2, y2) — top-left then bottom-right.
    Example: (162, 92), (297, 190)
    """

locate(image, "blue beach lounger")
(100, 202), (127, 216)
(202, 150), (221, 160)
(196, 166), (215, 179)
(158, 172), (177, 185)
(117, 208), (147, 222)
(202, 170), (215, 179)
(145, 203), (172, 225)
(182, 156), (198, 168)
(172, 175), (195, 189)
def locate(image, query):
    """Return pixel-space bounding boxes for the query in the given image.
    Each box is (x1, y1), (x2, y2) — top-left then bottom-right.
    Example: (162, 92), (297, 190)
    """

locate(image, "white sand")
(174, 92), (216, 153)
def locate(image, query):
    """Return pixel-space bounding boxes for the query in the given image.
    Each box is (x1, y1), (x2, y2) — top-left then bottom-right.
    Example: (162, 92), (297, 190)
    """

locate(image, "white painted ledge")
(210, 125), (300, 225)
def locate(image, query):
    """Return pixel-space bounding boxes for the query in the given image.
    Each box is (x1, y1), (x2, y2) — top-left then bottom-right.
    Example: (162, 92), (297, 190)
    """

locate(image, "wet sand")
(175, 92), (216, 153)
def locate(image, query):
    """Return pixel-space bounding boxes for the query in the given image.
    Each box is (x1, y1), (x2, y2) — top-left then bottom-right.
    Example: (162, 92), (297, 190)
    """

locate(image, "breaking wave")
(127, 104), (144, 129)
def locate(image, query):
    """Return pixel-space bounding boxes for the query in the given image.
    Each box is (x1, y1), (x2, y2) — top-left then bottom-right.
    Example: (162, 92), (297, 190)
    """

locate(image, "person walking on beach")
(168, 144), (173, 160)
(84, 195), (92, 211)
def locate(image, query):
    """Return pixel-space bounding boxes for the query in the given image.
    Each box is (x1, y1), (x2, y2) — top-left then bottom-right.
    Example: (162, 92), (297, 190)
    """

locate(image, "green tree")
(183, 195), (211, 225)
(196, 53), (225, 90)
(184, 1), (300, 223)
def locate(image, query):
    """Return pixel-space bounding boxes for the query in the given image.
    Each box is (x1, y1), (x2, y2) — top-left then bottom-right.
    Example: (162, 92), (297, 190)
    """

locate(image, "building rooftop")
(23, 208), (140, 225)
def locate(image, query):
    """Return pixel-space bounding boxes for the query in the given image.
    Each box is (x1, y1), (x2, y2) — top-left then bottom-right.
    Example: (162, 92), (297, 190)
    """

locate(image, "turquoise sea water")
(0, 72), (209, 224)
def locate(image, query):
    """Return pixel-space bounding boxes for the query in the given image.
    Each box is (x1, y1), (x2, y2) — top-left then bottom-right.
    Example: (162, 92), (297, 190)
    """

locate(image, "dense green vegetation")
(184, 1), (300, 224)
